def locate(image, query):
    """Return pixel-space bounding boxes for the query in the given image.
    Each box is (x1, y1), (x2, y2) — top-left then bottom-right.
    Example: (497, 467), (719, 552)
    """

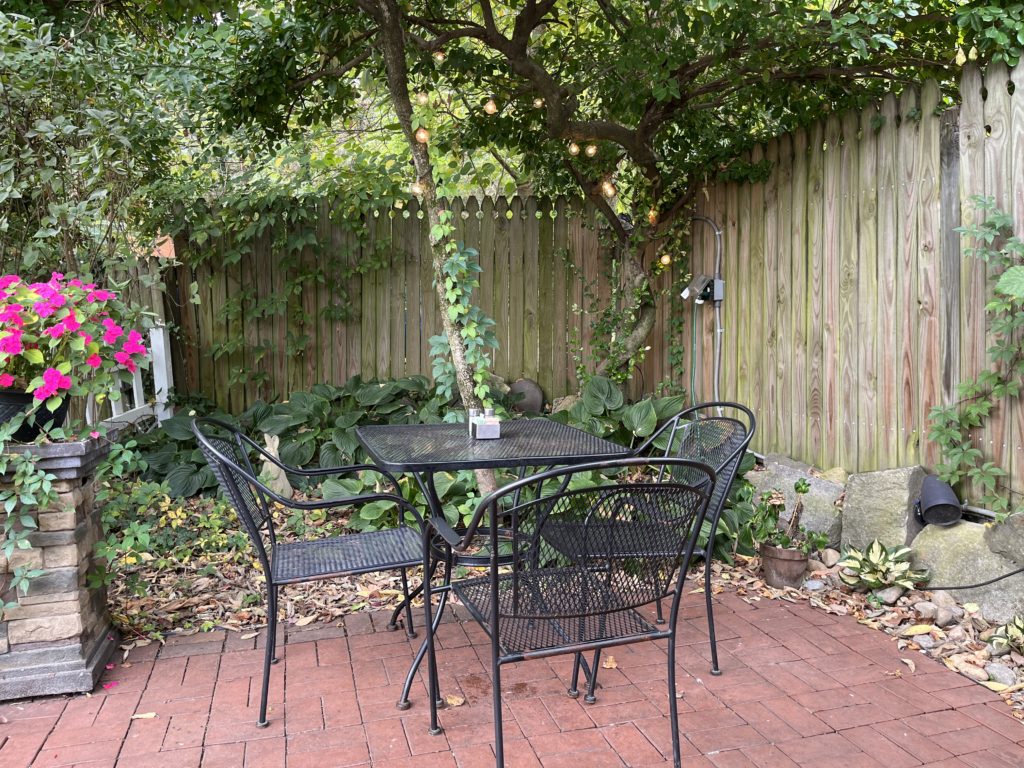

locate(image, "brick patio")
(3, 586), (1024, 768)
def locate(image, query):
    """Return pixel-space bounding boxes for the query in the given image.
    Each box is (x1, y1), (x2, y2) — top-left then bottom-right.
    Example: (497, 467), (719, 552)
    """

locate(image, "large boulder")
(912, 521), (1024, 624)
(984, 514), (1024, 564)
(746, 455), (843, 546)
(841, 466), (925, 551)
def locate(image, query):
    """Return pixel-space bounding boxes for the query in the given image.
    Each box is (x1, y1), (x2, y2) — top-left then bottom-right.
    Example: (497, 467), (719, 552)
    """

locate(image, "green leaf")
(997, 265), (1024, 298)
(620, 400), (658, 437)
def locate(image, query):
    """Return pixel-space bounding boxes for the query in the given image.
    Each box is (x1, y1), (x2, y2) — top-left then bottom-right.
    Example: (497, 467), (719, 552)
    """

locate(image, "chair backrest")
(466, 457), (715, 621)
(659, 402), (755, 517)
(192, 417), (276, 570)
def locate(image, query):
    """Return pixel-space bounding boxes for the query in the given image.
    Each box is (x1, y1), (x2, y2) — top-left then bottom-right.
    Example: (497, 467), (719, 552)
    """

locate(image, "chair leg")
(668, 636), (682, 768)
(568, 652), (582, 698)
(399, 568), (417, 638)
(705, 548), (721, 676)
(423, 536), (443, 735)
(257, 585), (277, 727)
(397, 553), (449, 710)
(584, 648), (602, 704)
(492, 658), (505, 767)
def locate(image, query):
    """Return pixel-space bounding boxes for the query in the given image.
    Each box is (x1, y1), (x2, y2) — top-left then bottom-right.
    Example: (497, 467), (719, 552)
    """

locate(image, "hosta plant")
(837, 539), (929, 591)
(990, 616), (1024, 654)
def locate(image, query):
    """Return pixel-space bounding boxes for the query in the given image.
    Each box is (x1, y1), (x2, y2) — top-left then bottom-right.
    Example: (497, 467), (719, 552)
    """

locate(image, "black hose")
(926, 564), (1024, 591)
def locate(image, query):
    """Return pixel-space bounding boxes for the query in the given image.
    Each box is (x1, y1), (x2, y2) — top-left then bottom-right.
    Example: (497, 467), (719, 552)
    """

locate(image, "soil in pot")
(760, 542), (808, 589)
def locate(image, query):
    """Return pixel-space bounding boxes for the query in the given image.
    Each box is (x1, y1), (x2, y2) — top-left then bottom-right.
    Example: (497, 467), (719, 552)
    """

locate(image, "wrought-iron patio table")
(356, 418), (631, 709)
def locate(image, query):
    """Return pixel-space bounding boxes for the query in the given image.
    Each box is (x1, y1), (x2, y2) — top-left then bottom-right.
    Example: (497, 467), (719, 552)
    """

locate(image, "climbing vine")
(929, 197), (1024, 520)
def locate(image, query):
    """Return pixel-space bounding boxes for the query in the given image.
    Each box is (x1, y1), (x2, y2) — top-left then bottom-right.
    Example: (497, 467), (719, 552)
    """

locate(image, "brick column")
(0, 438), (116, 699)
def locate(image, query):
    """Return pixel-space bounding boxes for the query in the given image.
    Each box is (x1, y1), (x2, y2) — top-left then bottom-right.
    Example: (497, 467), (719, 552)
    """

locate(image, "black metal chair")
(425, 457), (715, 768)
(192, 417), (425, 727)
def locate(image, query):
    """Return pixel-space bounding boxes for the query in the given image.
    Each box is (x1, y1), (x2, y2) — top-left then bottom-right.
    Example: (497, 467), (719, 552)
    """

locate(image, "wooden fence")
(174, 61), (1024, 489)
(686, 63), (1024, 491)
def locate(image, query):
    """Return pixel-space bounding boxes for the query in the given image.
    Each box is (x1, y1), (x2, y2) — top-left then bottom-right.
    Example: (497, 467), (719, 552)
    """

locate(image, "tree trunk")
(375, 1), (497, 496)
(594, 242), (658, 379)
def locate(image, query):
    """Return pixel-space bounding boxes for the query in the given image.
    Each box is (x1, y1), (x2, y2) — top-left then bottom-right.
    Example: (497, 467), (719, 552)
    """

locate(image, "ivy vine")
(929, 196), (1024, 520)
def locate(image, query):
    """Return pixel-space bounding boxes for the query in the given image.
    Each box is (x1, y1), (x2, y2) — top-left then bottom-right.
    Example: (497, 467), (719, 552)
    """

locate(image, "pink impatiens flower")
(122, 330), (147, 356)
(114, 351), (137, 373)
(0, 331), (23, 355)
(85, 354), (102, 369)
(0, 275), (20, 290)
(0, 373), (14, 388)
(33, 367), (72, 400)
(101, 318), (123, 345)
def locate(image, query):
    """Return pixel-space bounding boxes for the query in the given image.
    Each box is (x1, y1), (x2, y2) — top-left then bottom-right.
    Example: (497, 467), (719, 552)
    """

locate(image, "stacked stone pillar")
(0, 439), (116, 699)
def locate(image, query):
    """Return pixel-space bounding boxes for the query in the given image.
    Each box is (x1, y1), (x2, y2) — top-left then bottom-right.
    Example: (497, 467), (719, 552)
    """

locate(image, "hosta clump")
(990, 617), (1024, 654)
(837, 539), (929, 591)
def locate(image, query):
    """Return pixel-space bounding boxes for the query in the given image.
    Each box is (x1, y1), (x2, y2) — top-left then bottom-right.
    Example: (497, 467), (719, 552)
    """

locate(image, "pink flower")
(102, 318), (123, 345)
(78, 332), (93, 345)
(0, 373), (14, 388)
(0, 275), (20, 290)
(87, 289), (114, 302)
(0, 331), (23, 355)
(114, 351), (137, 373)
(33, 367), (72, 400)
(122, 330), (147, 356)
(0, 304), (24, 326)
(86, 354), (102, 369)
(61, 314), (81, 333)
(90, 431), (100, 439)
(43, 325), (65, 339)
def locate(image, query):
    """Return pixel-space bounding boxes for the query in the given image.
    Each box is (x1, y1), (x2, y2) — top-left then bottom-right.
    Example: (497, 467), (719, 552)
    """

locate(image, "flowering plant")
(0, 273), (148, 414)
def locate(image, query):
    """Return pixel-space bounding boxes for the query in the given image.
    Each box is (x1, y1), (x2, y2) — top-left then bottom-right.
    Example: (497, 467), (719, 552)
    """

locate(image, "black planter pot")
(0, 389), (70, 442)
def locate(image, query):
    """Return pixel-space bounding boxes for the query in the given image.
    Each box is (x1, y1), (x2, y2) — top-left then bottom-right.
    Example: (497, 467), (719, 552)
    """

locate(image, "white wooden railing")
(86, 323), (174, 428)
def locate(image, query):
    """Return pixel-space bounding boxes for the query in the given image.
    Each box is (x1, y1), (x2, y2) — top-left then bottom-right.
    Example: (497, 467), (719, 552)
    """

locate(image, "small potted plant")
(0, 272), (149, 441)
(751, 478), (828, 588)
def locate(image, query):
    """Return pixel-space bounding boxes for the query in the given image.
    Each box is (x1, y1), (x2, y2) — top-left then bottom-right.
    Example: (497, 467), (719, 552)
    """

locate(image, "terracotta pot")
(760, 542), (808, 589)
(0, 389), (69, 442)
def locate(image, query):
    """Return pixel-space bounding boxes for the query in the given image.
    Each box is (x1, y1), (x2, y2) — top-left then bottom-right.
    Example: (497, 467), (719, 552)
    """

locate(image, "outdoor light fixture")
(432, 50), (446, 63)
(533, 97), (545, 108)
(415, 127), (430, 143)
(585, 144), (598, 157)
(410, 181), (425, 196)
(660, 253), (672, 266)
(600, 180), (617, 198)
(916, 476), (962, 527)
(681, 274), (714, 303)
(567, 142), (581, 156)
(483, 99), (498, 114)
(416, 92), (430, 105)
(647, 208), (659, 225)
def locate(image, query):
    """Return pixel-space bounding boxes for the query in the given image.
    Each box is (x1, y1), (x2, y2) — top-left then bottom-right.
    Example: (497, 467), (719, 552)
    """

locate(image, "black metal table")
(356, 418), (630, 709)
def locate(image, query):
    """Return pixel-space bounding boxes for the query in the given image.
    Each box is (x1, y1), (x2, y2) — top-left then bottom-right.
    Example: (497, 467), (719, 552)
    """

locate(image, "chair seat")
(452, 568), (662, 659)
(271, 526), (421, 585)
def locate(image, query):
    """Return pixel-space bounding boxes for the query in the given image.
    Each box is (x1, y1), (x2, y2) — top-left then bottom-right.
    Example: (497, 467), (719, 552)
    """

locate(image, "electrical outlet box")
(713, 279), (725, 302)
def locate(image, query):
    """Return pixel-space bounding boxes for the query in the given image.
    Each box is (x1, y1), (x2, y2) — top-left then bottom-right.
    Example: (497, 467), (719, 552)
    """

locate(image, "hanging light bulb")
(585, 144), (598, 157)
(660, 253), (672, 266)
(647, 208), (659, 225)
(483, 98), (498, 115)
(567, 142), (580, 156)
(415, 127), (430, 143)
(432, 50), (446, 63)
(600, 180), (617, 198)
(415, 92), (430, 105)
(533, 97), (544, 108)
(411, 180), (425, 196)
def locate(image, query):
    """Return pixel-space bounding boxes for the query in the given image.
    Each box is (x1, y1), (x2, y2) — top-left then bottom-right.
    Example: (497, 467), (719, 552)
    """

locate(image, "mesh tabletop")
(356, 419), (630, 472)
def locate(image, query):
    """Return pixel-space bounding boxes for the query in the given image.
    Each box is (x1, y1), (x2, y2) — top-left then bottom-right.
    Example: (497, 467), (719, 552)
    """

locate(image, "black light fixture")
(916, 476), (962, 527)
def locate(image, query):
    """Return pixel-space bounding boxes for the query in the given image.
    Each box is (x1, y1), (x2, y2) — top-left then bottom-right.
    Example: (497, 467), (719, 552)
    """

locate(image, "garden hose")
(926, 565), (1024, 591)
(689, 300), (698, 406)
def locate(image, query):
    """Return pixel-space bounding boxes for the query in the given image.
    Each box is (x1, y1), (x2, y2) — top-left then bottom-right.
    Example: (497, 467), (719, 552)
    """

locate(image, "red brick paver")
(2, 590), (1022, 767)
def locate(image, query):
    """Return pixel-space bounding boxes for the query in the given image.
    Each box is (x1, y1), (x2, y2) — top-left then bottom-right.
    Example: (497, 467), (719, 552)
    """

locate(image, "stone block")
(746, 454), (844, 546)
(56, 488), (84, 511)
(20, 567), (80, 599)
(912, 521), (1024, 624)
(27, 528), (79, 548)
(7, 613), (83, 644)
(3, 599), (80, 621)
(19, 590), (79, 607)
(842, 466), (925, 550)
(984, 514), (1024, 564)
(38, 508), (77, 532)
(44, 543), (79, 568)
(9, 547), (43, 571)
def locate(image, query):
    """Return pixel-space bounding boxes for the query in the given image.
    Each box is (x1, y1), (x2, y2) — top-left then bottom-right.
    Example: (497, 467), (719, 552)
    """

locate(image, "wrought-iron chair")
(192, 417), (425, 727)
(425, 457), (715, 768)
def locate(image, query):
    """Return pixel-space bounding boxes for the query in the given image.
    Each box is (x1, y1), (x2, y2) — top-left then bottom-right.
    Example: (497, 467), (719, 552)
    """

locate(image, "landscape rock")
(936, 608), (957, 628)
(820, 467), (849, 485)
(988, 642), (1011, 658)
(841, 466), (925, 550)
(912, 522), (1024, 624)
(551, 395), (578, 413)
(984, 515), (1024, 565)
(947, 626), (968, 644)
(915, 635), (936, 650)
(821, 548), (841, 568)
(807, 558), (826, 573)
(986, 662), (1017, 687)
(508, 378), (545, 413)
(873, 586), (904, 606)
(914, 601), (938, 620)
(746, 454), (843, 546)
(803, 579), (826, 591)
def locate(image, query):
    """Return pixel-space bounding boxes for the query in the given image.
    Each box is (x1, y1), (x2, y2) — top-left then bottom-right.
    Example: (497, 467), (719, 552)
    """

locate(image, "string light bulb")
(567, 142), (580, 156)
(415, 92), (430, 105)
(647, 208), (659, 225)
(415, 127), (430, 143)
(432, 50), (446, 63)
(600, 180), (617, 198)
(533, 97), (544, 108)
(411, 180), (425, 196)
(483, 99), (498, 115)
(660, 253), (672, 266)
(585, 144), (598, 157)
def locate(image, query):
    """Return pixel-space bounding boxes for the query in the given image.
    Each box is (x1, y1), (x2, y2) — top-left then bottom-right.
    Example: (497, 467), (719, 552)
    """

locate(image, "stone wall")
(0, 439), (116, 699)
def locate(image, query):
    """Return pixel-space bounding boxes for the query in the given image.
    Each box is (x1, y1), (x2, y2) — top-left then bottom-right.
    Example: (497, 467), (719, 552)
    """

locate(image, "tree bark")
(374, 1), (497, 495)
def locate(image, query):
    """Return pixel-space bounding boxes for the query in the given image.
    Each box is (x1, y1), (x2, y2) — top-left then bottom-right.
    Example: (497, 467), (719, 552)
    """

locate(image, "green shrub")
(837, 539), (929, 591)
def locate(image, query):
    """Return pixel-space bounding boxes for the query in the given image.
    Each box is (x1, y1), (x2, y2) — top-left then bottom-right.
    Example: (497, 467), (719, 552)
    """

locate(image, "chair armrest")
(427, 516), (464, 548)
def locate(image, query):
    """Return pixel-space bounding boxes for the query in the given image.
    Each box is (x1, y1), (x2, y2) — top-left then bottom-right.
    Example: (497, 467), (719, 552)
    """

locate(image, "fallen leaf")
(982, 681), (1009, 692)
(241, 632), (259, 640)
(102, 681), (119, 690)
(294, 615), (316, 627)
(900, 658), (917, 674)
(602, 656), (618, 670)
(444, 694), (465, 707)
(901, 624), (935, 637)
(131, 712), (158, 719)
(963, 602), (980, 614)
